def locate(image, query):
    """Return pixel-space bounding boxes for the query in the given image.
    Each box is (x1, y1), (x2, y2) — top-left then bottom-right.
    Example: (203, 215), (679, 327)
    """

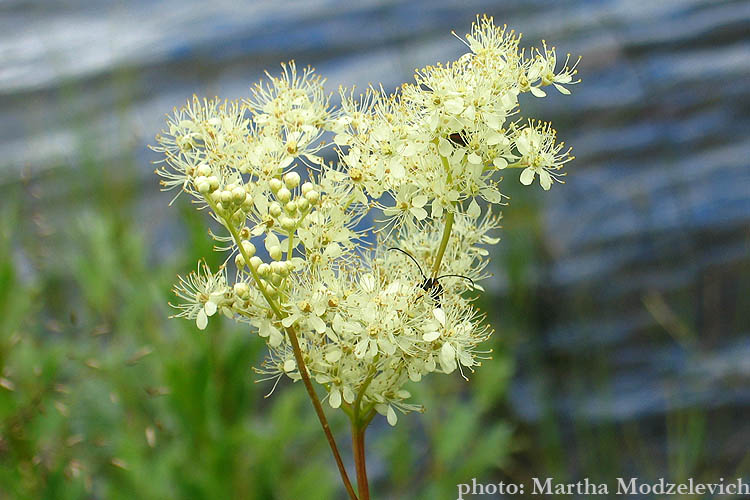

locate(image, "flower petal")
(343, 386), (356, 404)
(440, 343), (457, 373)
(520, 167), (536, 186)
(467, 199), (481, 219)
(412, 194), (428, 208)
(386, 405), (398, 426)
(431, 200), (443, 218)
(329, 387), (342, 409)
(444, 97), (464, 115)
(410, 206), (428, 220)
(423, 331), (441, 342)
(516, 135), (530, 155)
(438, 137), (453, 156)
(204, 300), (217, 317)
(433, 307), (446, 327)
(196, 309), (208, 330)
(309, 316), (327, 334)
(325, 349), (342, 363)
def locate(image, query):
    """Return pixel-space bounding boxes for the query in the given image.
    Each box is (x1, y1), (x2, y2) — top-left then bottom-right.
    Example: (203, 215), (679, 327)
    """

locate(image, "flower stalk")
(431, 211), (455, 278)
(221, 207), (359, 500)
(351, 422), (370, 500)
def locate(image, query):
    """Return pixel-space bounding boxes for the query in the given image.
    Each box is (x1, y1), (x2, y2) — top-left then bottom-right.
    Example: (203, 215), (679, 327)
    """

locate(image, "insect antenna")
(436, 274), (475, 289)
(387, 247), (426, 280)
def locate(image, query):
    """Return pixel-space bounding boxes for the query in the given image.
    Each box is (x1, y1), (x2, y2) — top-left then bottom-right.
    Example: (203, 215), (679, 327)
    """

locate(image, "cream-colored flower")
(515, 120), (573, 190)
(155, 15), (578, 427)
(170, 262), (232, 331)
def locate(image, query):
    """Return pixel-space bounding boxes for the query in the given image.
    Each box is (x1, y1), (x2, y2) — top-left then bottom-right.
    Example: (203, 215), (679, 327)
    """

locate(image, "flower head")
(154, 15), (578, 427)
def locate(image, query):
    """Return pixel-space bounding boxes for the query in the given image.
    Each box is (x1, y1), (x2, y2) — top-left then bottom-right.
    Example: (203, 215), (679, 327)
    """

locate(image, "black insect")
(388, 247), (474, 307)
(447, 131), (468, 147)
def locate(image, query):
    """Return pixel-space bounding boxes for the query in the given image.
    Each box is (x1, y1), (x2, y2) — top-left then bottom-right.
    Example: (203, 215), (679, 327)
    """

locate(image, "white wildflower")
(155, 15), (578, 430)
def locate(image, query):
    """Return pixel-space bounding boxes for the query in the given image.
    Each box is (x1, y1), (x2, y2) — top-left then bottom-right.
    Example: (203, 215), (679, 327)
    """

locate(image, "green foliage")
(0, 164), (515, 498)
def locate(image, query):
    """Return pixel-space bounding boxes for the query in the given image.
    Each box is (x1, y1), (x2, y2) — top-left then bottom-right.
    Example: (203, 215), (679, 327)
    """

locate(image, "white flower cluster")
(153, 16), (579, 425)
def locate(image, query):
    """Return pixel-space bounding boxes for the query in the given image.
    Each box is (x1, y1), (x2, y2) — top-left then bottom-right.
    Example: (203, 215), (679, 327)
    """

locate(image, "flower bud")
(249, 256), (262, 270)
(208, 176), (219, 191)
(269, 202), (282, 217)
(304, 190), (320, 204)
(284, 201), (297, 214)
(235, 253), (246, 269)
(240, 240), (256, 258)
(297, 197), (310, 211)
(257, 263), (270, 277)
(196, 177), (211, 194)
(270, 273), (282, 286)
(270, 261), (283, 275)
(231, 211), (244, 224)
(220, 190), (233, 204)
(280, 216), (296, 231)
(269, 178), (283, 193)
(301, 182), (314, 195)
(242, 193), (253, 210)
(277, 187), (291, 203)
(284, 171), (301, 189)
(269, 245), (282, 261)
(196, 163), (211, 177)
(232, 187), (245, 202)
(233, 282), (249, 298)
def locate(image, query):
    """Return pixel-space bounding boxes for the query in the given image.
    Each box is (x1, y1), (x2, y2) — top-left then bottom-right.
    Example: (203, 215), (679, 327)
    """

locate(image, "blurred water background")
(1, 0), (749, 498)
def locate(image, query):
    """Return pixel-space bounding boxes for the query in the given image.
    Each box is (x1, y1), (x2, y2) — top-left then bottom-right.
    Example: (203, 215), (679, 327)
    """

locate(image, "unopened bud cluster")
(154, 15), (579, 425)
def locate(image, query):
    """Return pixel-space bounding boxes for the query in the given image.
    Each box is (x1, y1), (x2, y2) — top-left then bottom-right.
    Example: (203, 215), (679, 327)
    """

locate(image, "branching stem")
(216, 203), (358, 500)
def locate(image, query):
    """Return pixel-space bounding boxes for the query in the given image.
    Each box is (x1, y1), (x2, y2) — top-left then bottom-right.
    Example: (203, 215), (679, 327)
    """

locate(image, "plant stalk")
(351, 422), (370, 500)
(349, 366), (377, 499)
(431, 210), (455, 278)
(219, 206), (359, 500)
(431, 147), (456, 278)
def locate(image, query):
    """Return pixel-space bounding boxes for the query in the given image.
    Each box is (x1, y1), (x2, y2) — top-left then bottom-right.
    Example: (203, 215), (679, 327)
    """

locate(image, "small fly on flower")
(388, 247), (474, 307)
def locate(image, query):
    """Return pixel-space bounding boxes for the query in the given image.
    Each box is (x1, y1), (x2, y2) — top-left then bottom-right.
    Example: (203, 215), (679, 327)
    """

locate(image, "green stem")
(214, 201), (358, 500)
(353, 367), (377, 422)
(287, 230), (295, 260)
(430, 142), (456, 277)
(431, 210), (455, 278)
